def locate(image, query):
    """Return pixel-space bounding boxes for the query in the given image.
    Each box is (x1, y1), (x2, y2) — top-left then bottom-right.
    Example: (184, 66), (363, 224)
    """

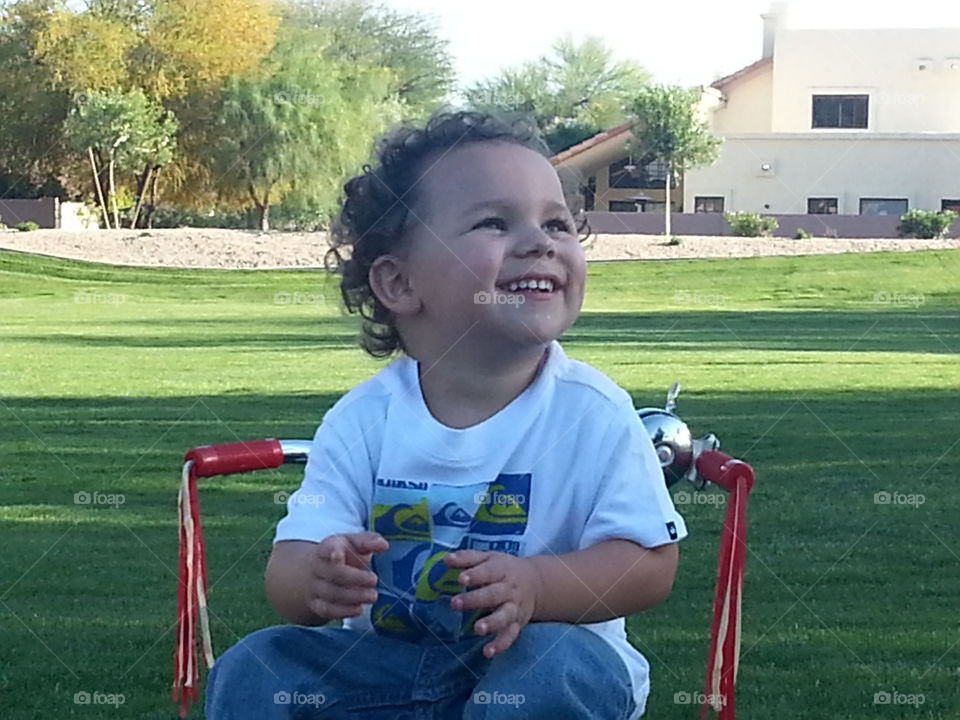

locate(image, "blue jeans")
(205, 622), (636, 719)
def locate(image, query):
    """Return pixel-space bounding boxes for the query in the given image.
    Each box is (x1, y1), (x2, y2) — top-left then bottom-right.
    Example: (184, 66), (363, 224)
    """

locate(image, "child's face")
(400, 141), (586, 356)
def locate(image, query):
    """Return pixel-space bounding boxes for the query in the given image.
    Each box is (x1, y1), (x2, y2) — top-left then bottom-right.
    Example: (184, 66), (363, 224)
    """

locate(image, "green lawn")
(1, 248), (958, 719)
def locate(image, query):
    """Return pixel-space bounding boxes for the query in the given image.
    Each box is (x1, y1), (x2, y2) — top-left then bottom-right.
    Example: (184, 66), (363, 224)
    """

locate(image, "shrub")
(725, 212), (779, 237)
(150, 203), (328, 231)
(667, 236), (683, 246)
(795, 228), (813, 239)
(897, 209), (957, 239)
(15, 221), (40, 232)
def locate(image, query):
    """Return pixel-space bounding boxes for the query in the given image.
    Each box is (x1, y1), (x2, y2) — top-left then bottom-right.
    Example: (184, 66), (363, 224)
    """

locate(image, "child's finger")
(452, 582), (507, 613)
(308, 597), (364, 621)
(347, 532), (390, 555)
(482, 621), (521, 659)
(317, 536), (350, 564)
(325, 582), (379, 607)
(443, 549), (489, 569)
(339, 533), (389, 569)
(471, 601), (519, 637)
(455, 558), (503, 589)
(325, 563), (379, 589)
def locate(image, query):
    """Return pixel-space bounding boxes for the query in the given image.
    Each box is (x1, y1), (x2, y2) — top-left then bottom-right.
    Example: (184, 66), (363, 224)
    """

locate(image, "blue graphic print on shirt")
(369, 473), (530, 643)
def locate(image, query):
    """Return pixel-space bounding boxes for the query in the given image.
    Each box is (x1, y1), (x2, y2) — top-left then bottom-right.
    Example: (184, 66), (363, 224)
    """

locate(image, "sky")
(384, 0), (960, 89)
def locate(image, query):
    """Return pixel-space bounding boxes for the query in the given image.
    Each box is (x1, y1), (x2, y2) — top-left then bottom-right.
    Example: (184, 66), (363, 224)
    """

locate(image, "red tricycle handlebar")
(184, 439), (311, 478)
(695, 450), (756, 493)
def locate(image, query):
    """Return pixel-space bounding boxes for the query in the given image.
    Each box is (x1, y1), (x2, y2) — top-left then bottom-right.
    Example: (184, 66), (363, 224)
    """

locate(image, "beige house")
(555, 3), (960, 218)
(552, 121), (682, 214)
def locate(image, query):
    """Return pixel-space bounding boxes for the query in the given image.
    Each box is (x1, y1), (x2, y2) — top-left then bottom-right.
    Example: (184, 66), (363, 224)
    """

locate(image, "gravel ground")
(1, 228), (957, 269)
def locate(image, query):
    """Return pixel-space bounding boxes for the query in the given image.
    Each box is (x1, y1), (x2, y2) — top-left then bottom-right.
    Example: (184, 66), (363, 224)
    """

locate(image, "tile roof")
(550, 120), (634, 165)
(711, 57), (773, 90)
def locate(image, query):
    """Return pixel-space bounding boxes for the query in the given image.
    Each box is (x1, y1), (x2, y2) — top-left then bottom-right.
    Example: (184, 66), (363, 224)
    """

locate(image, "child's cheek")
(461, 248), (502, 289)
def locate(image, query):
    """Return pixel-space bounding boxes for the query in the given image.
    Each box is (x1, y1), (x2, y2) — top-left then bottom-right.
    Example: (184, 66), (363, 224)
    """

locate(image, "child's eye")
(472, 217), (507, 231)
(544, 218), (573, 233)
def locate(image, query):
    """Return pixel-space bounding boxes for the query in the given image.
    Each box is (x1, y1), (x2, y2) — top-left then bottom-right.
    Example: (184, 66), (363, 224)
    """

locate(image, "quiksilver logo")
(376, 478), (428, 490)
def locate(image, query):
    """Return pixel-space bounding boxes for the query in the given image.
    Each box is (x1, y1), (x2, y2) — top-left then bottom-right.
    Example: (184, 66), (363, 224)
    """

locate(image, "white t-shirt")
(275, 340), (688, 718)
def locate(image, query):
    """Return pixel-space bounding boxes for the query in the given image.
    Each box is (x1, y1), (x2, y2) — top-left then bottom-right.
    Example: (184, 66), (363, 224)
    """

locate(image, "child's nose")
(514, 226), (556, 257)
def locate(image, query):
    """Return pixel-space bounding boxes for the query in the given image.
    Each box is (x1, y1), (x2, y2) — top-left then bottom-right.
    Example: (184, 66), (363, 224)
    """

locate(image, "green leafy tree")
(281, 0), (454, 113)
(0, 1), (72, 197)
(465, 35), (650, 154)
(1, 0), (447, 226)
(6, 0), (279, 220)
(210, 26), (402, 230)
(140, 0), (280, 100)
(626, 85), (722, 237)
(35, 8), (138, 91)
(63, 88), (177, 228)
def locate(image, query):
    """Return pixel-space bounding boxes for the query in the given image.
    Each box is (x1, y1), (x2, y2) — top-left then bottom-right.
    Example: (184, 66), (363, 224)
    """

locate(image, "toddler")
(205, 110), (687, 719)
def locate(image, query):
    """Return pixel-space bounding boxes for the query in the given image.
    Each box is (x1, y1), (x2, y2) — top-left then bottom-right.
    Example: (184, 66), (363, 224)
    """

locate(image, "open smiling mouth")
(494, 277), (561, 297)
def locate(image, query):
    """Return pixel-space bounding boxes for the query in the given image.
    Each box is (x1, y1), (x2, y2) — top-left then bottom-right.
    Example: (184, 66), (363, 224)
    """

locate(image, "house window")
(859, 198), (908, 216)
(608, 157), (676, 189)
(808, 198), (838, 214)
(694, 196), (724, 214)
(941, 199), (960, 213)
(812, 95), (869, 129)
(608, 200), (640, 212)
(609, 158), (644, 189)
(583, 176), (596, 212)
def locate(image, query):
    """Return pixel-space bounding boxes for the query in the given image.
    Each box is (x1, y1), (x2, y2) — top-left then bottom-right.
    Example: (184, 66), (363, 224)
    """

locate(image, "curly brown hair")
(325, 109), (590, 359)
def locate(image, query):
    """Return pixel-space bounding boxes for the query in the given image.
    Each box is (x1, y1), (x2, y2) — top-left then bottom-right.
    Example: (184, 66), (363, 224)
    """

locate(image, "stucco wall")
(771, 29), (960, 133)
(712, 66), (774, 134)
(684, 134), (960, 215)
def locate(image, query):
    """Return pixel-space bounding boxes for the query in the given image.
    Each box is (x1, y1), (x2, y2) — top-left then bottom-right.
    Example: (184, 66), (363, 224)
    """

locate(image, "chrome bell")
(637, 382), (719, 488)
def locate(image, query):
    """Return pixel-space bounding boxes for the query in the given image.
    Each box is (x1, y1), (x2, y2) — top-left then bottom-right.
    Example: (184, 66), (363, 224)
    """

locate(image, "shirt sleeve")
(273, 403), (371, 544)
(579, 398), (689, 550)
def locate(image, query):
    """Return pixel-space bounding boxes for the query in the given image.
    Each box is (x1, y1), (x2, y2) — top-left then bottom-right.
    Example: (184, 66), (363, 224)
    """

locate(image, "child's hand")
(305, 532), (389, 621)
(443, 550), (543, 659)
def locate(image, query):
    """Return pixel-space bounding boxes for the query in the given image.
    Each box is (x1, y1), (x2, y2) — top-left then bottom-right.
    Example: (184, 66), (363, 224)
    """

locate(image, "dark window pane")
(609, 158), (645, 189)
(859, 198), (908, 216)
(609, 157), (678, 189)
(584, 176), (596, 212)
(813, 95), (868, 129)
(813, 97), (838, 128)
(807, 198), (838, 214)
(608, 200), (639, 212)
(695, 196), (724, 213)
(846, 97), (868, 128)
(941, 199), (960, 212)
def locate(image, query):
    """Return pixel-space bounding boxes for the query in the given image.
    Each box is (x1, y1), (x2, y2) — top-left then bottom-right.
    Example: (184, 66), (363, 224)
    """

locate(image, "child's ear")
(369, 255), (421, 316)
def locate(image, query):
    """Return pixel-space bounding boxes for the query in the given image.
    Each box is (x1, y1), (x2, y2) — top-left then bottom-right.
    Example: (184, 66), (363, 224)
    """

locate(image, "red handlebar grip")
(184, 439), (285, 478)
(696, 450), (756, 493)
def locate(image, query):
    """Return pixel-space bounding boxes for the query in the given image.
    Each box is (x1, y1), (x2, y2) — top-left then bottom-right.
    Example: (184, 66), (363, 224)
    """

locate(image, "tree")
(210, 26), (402, 230)
(140, 0), (280, 100)
(626, 85), (722, 237)
(35, 9), (138, 91)
(464, 35), (650, 154)
(0, 0), (446, 226)
(0, 1), (72, 198)
(10, 0), (280, 221)
(150, 0), (453, 224)
(63, 88), (177, 227)
(281, 0), (454, 114)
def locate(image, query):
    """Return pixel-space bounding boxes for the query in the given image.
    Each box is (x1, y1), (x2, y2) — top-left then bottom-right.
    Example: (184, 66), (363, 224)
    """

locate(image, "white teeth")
(503, 278), (556, 292)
